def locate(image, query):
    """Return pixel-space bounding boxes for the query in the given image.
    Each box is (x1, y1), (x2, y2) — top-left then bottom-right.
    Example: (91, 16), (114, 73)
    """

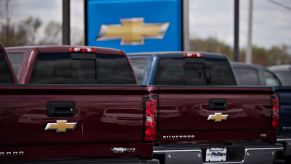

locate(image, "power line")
(267, 0), (291, 11)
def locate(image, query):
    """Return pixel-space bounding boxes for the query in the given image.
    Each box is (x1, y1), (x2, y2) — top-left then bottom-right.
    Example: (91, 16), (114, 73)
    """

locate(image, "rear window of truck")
(129, 57), (151, 84)
(30, 52), (136, 84)
(0, 56), (13, 83)
(154, 57), (236, 85)
(273, 71), (291, 86)
(7, 52), (28, 80)
(234, 68), (260, 85)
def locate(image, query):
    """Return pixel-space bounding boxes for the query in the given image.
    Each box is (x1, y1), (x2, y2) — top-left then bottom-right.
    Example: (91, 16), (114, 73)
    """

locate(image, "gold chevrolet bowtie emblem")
(45, 120), (77, 132)
(97, 18), (169, 45)
(207, 113), (228, 122)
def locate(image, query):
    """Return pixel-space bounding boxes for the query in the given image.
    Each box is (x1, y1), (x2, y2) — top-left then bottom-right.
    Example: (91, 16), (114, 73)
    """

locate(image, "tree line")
(0, 16), (62, 47)
(190, 37), (291, 66)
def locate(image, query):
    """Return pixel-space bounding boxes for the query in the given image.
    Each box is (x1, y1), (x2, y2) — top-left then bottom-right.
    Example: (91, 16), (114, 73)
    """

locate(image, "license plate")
(205, 147), (227, 162)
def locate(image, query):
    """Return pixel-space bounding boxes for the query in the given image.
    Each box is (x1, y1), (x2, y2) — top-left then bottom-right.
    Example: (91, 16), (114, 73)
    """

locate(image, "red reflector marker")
(183, 52), (204, 58)
(69, 47), (97, 53)
(80, 48), (87, 53)
(272, 95), (280, 129)
(69, 47), (74, 52)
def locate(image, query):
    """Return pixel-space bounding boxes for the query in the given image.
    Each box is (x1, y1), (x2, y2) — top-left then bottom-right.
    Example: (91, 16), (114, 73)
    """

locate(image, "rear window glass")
(7, 52), (28, 80)
(30, 52), (136, 84)
(129, 58), (151, 84)
(0, 56), (13, 83)
(234, 68), (259, 85)
(273, 71), (291, 86)
(264, 71), (280, 86)
(154, 57), (236, 85)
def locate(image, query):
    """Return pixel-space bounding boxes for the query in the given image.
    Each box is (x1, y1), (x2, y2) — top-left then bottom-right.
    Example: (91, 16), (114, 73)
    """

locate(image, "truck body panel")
(274, 86), (291, 136)
(0, 85), (152, 161)
(156, 86), (275, 143)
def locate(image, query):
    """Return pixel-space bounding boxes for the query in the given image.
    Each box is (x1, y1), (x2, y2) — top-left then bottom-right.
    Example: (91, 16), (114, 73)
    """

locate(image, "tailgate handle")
(47, 102), (76, 117)
(209, 99), (228, 110)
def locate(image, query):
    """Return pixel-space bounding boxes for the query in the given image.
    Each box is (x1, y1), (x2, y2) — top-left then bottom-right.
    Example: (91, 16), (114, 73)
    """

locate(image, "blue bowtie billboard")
(85, 0), (183, 53)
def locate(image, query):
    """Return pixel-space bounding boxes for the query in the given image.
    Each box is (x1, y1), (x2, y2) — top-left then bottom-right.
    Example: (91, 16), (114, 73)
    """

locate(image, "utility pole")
(234, 0), (240, 61)
(246, 0), (253, 64)
(182, 0), (190, 51)
(4, 0), (10, 45)
(62, 0), (70, 45)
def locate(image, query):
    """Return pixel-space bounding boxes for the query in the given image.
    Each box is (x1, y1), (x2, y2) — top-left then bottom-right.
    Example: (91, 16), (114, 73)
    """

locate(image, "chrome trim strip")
(277, 138), (291, 142)
(245, 147), (284, 151)
(153, 149), (202, 153)
(203, 162), (244, 164)
(154, 146), (283, 164)
(154, 147), (283, 153)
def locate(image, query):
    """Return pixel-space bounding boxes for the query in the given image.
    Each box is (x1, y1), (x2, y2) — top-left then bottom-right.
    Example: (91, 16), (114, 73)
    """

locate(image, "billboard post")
(234, 0), (240, 61)
(62, 0), (70, 45)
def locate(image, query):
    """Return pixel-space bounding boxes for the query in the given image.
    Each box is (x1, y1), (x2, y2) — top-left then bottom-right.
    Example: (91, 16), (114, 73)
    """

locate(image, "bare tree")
(39, 21), (62, 45)
(0, 0), (13, 45)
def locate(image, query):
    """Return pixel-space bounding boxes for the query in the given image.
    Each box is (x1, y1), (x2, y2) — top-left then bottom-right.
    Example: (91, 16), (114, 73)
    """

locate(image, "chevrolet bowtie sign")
(45, 120), (77, 133)
(86, 0), (183, 52)
(97, 18), (169, 45)
(207, 113), (228, 122)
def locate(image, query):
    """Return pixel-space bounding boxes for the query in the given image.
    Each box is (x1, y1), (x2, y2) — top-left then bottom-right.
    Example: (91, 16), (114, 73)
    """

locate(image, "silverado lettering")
(162, 135), (195, 140)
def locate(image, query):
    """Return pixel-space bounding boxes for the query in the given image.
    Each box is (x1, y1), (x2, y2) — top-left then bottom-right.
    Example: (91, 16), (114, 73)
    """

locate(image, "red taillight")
(183, 52), (204, 58)
(272, 95), (280, 129)
(69, 47), (97, 53)
(144, 96), (158, 142)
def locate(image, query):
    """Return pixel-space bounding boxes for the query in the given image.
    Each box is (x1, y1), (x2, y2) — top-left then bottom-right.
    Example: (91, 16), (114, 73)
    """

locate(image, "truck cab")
(231, 62), (281, 86)
(269, 65), (291, 86)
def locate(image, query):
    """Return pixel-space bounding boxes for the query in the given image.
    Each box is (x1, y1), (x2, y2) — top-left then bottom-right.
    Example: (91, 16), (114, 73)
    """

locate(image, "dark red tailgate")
(156, 86), (276, 143)
(0, 85), (151, 161)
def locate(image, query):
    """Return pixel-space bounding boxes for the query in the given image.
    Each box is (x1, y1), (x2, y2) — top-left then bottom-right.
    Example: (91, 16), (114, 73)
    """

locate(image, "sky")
(1, 0), (291, 49)
(0, 0), (83, 44)
(190, 0), (291, 48)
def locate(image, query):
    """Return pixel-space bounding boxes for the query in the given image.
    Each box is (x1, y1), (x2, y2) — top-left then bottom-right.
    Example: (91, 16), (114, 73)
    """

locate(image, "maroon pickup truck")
(128, 52), (283, 164)
(0, 45), (158, 164)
